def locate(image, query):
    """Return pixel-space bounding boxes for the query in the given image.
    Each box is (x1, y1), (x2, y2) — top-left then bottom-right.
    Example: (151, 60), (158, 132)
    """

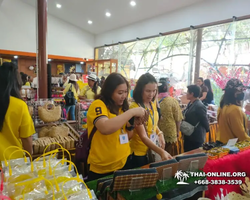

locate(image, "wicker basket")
(49, 125), (69, 138)
(39, 126), (50, 138)
(38, 103), (61, 123)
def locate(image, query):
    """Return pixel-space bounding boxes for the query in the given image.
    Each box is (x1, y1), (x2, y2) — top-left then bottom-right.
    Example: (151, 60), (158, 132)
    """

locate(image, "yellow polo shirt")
(80, 85), (101, 100)
(130, 101), (159, 156)
(217, 105), (250, 144)
(87, 100), (130, 174)
(0, 97), (35, 162)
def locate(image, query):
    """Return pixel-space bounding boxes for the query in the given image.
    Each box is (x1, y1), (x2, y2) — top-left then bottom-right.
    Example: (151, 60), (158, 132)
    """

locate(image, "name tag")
(150, 133), (157, 143)
(119, 134), (129, 144)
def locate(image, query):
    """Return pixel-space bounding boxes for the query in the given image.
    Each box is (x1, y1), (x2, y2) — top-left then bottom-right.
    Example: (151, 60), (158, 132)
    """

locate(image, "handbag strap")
(69, 84), (73, 91)
(88, 126), (97, 149)
(183, 100), (198, 119)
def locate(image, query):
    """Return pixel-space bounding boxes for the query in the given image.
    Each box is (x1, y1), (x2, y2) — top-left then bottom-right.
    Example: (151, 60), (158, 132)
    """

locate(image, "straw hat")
(69, 74), (78, 82)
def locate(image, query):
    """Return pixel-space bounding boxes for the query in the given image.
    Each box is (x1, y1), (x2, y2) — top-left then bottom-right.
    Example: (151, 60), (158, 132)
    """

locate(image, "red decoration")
(204, 148), (250, 198)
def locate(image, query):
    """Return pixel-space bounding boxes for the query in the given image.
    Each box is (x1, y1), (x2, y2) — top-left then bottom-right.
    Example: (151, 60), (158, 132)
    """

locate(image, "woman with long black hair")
(87, 73), (145, 181)
(63, 74), (79, 120)
(203, 79), (214, 105)
(130, 73), (172, 168)
(0, 62), (35, 161)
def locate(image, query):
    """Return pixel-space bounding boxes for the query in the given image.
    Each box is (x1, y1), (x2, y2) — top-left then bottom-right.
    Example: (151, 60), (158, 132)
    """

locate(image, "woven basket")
(33, 140), (39, 154)
(49, 125), (69, 138)
(39, 126), (50, 138)
(38, 103), (61, 123)
(64, 137), (71, 149)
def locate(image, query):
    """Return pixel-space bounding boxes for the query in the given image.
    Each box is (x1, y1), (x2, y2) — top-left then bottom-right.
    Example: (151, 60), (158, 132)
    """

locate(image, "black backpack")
(64, 84), (76, 106)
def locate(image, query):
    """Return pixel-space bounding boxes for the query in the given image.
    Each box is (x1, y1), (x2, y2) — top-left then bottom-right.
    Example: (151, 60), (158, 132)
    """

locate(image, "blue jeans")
(65, 105), (76, 120)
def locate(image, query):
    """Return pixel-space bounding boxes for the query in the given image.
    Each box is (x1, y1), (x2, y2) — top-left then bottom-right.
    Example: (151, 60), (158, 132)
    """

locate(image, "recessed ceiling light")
(130, 1), (136, 6)
(56, 4), (62, 8)
(14, 55), (18, 59)
(88, 20), (93, 24)
(106, 12), (111, 17)
(48, 59), (52, 62)
(80, 62), (84, 64)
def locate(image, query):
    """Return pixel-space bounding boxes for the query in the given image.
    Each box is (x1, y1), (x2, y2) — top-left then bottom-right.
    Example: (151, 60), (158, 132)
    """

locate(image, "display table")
(174, 148), (250, 199)
(203, 148), (250, 199)
(87, 175), (207, 200)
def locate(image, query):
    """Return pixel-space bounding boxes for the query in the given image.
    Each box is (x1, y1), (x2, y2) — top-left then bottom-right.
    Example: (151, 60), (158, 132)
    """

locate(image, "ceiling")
(21, 0), (205, 35)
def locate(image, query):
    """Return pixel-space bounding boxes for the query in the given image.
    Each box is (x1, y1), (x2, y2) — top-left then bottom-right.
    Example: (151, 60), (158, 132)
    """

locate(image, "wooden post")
(37, 0), (48, 98)
(194, 28), (203, 82)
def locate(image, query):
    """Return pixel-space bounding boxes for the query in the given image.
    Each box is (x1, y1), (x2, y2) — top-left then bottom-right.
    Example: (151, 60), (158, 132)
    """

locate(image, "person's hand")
(160, 151), (173, 161)
(131, 107), (146, 118)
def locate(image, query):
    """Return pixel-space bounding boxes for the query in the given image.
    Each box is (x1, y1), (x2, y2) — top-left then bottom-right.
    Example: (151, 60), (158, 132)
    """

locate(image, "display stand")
(129, 177), (144, 194)
(189, 160), (199, 171)
(160, 167), (172, 184)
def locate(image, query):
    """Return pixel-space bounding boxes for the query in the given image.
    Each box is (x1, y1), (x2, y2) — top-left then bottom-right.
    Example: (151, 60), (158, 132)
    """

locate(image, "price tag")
(226, 138), (238, 147)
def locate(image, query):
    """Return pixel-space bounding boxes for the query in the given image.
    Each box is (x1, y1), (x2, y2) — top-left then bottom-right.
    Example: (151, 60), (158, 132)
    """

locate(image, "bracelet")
(157, 131), (163, 136)
(126, 126), (135, 131)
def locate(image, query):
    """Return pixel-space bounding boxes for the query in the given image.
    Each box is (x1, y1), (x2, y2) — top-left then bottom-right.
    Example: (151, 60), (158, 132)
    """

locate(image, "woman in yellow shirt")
(79, 74), (101, 100)
(217, 78), (250, 143)
(0, 62), (35, 162)
(87, 73), (145, 181)
(63, 74), (79, 120)
(130, 73), (172, 168)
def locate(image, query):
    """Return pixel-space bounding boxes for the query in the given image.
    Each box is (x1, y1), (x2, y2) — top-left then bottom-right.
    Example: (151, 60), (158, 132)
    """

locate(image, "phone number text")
(194, 179), (242, 185)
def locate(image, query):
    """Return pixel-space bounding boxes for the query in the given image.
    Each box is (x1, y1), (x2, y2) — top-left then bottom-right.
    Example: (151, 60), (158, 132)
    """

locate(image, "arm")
(229, 108), (250, 141)
(197, 104), (210, 132)
(95, 108), (144, 135)
(173, 100), (183, 137)
(156, 126), (165, 149)
(200, 92), (207, 101)
(21, 137), (33, 155)
(176, 121), (181, 137)
(20, 104), (35, 154)
(136, 125), (165, 155)
(78, 87), (86, 100)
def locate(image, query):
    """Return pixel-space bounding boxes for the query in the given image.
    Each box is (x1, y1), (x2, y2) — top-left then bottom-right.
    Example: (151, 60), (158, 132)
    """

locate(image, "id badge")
(119, 134), (129, 144)
(150, 132), (157, 143)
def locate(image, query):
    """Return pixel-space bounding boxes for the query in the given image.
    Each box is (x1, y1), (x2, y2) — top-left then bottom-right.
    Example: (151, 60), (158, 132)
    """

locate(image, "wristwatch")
(126, 125), (135, 131)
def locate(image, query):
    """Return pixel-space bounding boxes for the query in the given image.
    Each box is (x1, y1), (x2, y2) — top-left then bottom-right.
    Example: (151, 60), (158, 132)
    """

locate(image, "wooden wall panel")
(18, 58), (36, 77)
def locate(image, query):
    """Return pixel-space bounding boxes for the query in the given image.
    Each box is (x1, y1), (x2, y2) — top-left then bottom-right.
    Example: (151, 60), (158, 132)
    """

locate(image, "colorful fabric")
(158, 97), (183, 144)
(224, 78), (246, 91)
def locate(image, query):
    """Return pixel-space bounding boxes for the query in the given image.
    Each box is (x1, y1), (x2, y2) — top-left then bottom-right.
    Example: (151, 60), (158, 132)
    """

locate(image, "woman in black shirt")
(204, 79), (214, 104)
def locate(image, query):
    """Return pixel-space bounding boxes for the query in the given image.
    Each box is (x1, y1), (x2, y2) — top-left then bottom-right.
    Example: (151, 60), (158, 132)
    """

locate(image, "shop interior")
(1, 0), (250, 199)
